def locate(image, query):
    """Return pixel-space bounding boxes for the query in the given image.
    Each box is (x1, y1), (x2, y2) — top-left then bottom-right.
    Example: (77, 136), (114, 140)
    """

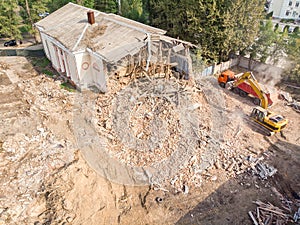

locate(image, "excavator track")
(244, 115), (275, 136)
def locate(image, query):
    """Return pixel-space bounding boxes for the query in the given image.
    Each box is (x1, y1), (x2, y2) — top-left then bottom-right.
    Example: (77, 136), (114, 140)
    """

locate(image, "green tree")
(47, 0), (71, 12)
(79, 0), (95, 8)
(94, 0), (117, 13)
(149, 0), (183, 35)
(286, 34), (300, 82)
(149, 0), (264, 63)
(283, 25), (290, 33)
(222, 0), (264, 60)
(122, 0), (147, 22)
(18, 0), (50, 42)
(248, 20), (287, 63)
(0, 0), (22, 39)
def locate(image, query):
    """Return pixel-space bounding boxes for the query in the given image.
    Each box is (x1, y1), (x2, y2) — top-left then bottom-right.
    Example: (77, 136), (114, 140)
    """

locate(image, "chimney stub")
(87, 11), (95, 25)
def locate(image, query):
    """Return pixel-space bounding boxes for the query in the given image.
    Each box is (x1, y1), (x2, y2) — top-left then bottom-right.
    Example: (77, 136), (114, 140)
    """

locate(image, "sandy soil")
(0, 56), (299, 225)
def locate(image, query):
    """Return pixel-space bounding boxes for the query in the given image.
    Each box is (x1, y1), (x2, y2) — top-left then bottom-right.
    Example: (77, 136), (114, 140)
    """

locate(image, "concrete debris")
(294, 207), (300, 222)
(279, 91), (293, 103)
(0, 70), (77, 224)
(94, 74), (218, 189)
(210, 175), (217, 181)
(287, 101), (300, 113)
(253, 162), (277, 179)
(279, 90), (300, 113)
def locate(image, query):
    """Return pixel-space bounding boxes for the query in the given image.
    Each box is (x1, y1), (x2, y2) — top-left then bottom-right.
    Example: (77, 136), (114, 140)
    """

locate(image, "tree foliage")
(18, 0), (50, 36)
(286, 34), (300, 82)
(121, 0), (147, 22)
(247, 20), (287, 63)
(3, 0), (294, 72)
(0, 0), (22, 39)
(94, 0), (117, 13)
(149, 0), (264, 63)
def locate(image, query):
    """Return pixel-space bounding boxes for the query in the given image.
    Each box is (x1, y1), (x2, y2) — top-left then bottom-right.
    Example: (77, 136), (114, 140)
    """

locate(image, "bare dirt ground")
(0, 56), (299, 225)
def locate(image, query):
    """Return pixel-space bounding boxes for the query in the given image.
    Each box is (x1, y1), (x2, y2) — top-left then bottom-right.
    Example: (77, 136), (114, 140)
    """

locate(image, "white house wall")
(271, 0), (284, 17)
(269, 0), (300, 19)
(47, 42), (60, 71)
(38, 32), (82, 87)
(90, 55), (107, 92)
(57, 49), (65, 73)
(39, 31), (107, 91)
(40, 33), (50, 59)
(67, 53), (80, 85)
(74, 52), (91, 88)
(74, 52), (107, 92)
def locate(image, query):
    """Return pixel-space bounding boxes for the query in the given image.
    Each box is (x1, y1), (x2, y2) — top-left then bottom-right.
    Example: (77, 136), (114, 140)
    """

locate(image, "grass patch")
(42, 69), (54, 77)
(30, 57), (50, 68)
(27, 56), (59, 77)
(60, 82), (76, 92)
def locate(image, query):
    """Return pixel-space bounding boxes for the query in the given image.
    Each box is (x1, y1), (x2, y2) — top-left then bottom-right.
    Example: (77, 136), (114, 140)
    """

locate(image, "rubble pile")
(0, 74), (77, 224)
(0, 62), (9, 70)
(93, 73), (278, 191)
(253, 162), (277, 180)
(216, 141), (278, 179)
(94, 74), (215, 187)
(279, 90), (300, 113)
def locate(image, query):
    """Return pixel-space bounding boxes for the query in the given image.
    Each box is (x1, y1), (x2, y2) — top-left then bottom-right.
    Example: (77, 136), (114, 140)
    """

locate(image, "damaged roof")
(35, 2), (191, 63)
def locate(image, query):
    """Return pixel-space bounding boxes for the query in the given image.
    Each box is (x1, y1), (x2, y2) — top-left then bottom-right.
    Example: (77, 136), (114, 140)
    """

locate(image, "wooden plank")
(259, 207), (286, 217)
(249, 211), (259, 225)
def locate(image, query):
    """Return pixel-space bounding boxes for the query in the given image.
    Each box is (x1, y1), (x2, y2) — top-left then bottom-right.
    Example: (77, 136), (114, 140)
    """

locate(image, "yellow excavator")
(230, 71), (288, 135)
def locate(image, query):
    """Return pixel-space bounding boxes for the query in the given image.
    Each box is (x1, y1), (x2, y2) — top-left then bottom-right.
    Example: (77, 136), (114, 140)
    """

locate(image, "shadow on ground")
(175, 140), (300, 225)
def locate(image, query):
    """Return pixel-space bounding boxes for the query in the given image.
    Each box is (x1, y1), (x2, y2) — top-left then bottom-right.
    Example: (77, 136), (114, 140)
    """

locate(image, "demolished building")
(35, 3), (193, 92)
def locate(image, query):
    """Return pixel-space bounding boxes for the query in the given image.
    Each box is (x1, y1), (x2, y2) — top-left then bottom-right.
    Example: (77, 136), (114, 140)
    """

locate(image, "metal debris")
(254, 162), (277, 179)
(294, 207), (300, 222)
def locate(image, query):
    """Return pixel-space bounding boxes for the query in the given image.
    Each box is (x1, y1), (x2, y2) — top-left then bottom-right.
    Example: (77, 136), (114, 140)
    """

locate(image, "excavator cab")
(250, 106), (288, 134)
(250, 107), (267, 123)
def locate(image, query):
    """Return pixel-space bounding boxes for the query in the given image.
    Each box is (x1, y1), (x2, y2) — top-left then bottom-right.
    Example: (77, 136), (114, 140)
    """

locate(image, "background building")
(267, 0), (300, 19)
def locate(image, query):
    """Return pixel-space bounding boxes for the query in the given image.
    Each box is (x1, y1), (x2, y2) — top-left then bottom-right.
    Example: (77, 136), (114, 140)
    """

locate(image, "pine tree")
(286, 32), (300, 82)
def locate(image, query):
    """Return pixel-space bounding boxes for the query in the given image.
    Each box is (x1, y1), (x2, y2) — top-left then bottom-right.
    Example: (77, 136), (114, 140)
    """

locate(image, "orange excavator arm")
(233, 72), (269, 109)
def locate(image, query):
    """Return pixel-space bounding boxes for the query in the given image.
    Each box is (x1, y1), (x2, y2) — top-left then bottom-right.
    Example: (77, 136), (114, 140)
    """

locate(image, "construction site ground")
(0, 56), (299, 225)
